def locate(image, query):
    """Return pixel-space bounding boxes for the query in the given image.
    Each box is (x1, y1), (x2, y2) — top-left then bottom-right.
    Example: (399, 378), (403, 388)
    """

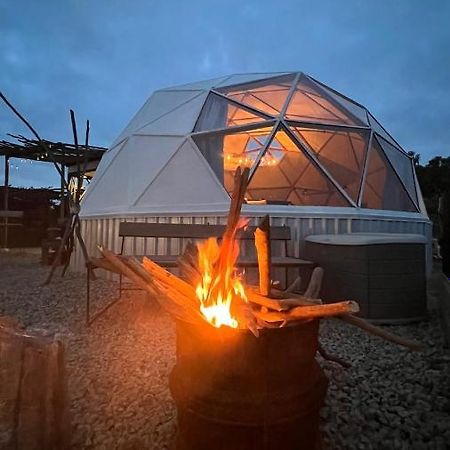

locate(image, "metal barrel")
(170, 319), (328, 450)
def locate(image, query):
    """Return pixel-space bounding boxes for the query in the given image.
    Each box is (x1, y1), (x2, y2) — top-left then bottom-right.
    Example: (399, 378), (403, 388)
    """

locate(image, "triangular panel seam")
(305, 76), (366, 127)
(81, 137), (129, 203)
(131, 138), (187, 206)
(187, 136), (231, 199)
(132, 91), (205, 135)
(283, 122), (357, 207)
(372, 134), (419, 211)
(210, 90), (275, 120)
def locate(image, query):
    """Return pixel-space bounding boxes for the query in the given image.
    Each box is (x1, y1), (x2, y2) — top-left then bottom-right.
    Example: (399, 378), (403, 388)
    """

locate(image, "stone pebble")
(1, 252), (449, 449)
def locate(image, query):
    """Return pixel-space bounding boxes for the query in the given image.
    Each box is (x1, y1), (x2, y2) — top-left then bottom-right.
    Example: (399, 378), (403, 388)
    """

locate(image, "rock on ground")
(0, 250), (449, 450)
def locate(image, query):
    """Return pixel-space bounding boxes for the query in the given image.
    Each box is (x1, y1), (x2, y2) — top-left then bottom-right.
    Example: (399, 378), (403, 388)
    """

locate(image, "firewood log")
(231, 297), (259, 337)
(88, 257), (121, 274)
(254, 300), (360, 322)
(337, 314), (424, 351)
(141, 257), (198, 306)
(122, 257), (155, 284)
(304, 267), (324, 298)
(98, 247), (201, 322)
(204, 167), (250, 309)
(132, 259), (203, 321)
(143, 255), (258, 335)
(177, 241), (201, 284)
(289, 300), (359, 318)
(98, 247), (154, 294)
(279, 297), (323, 307)
(284, 276), (302, 293)
(223, 166), (250, 242)
(177, 257), (200, 285)
(151, 279), (204, 323)
(182, 241), (199, 270)
(254, 215), (271, 296)
(246, 287), (321, 309)
(245, 289), (289, 311)
(317, 343), (351, 368)
(268, 289), (323, 305)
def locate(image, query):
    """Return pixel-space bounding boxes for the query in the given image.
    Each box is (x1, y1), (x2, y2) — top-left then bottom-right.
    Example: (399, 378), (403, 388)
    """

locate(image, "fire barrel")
(170, 319), (328, 450)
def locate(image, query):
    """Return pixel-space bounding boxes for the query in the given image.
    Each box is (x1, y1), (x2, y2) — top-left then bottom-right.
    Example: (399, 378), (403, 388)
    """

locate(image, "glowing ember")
(195, 224), (248, 329)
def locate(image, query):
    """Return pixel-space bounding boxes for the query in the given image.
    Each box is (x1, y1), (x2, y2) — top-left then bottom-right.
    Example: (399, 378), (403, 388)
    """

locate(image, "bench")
(86, 221), (314, 324)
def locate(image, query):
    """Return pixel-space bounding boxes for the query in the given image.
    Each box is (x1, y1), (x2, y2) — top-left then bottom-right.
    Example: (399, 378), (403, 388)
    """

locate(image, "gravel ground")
(1, 250), (449, 450)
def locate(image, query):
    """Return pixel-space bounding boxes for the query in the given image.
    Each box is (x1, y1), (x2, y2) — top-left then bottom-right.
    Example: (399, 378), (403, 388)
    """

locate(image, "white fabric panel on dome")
(81, 136), (185, 215)
(81, 138), (128, 203)
(110, 90), (203, 147)
(135, 139), (228, 208)
(308, 78), (369, 125)
(216, 73), (292, 88)
(126, 135), (185, 202)
(368, 113), (400, 148)
(163, 76), (231, 91)
(135, 91), (208, 136)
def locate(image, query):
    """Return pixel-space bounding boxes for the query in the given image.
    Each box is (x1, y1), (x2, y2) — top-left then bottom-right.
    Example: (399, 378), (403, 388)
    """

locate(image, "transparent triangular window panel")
(291, 126), (369, 202)
(307, 77), (369, 125)
(286, 76), (363, 126)
(215, 74), (296, 117)
(194, 93), (270, 132)
(192, 126), (275, 194)
(375, 135), (418, 205)
(246, 130), (350, 206)
(368, 113), (399, 148)
(216, 72), (291, 88)
(361, 139), (417, 212)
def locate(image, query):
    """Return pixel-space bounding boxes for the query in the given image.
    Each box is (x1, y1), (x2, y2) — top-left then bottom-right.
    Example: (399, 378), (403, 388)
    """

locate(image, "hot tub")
(304, 233), (427, 323)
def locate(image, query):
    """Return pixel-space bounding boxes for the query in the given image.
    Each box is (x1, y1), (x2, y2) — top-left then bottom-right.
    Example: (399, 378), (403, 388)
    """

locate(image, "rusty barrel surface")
(170, 319), (328, 450)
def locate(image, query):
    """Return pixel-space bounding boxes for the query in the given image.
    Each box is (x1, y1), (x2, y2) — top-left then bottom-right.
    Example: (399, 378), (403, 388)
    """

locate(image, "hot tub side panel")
(303, 241), (427, 322)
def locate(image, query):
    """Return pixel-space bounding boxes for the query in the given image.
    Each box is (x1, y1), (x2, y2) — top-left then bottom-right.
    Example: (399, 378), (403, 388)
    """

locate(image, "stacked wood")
(98, 247), (358, 335)
(0, 321), (70, 449)
(96, 165), (423, 351)
(99, 247), (423, 351)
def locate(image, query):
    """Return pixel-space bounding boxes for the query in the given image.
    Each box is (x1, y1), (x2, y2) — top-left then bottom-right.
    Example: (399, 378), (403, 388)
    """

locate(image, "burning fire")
(195, 222), (248, 329)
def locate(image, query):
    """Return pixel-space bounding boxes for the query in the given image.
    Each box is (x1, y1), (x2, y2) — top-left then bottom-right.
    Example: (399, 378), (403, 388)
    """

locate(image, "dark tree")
(412, 154), (450, 276)
(414, 156), (450, 198)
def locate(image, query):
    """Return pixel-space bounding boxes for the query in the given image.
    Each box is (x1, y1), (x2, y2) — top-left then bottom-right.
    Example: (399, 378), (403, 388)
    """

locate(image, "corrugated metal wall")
(72, 214), (432, 278)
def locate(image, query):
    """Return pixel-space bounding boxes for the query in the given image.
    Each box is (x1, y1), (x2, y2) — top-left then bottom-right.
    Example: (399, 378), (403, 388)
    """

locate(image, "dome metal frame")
(81, 71), (424, 217)
(190, 71), (419, 213)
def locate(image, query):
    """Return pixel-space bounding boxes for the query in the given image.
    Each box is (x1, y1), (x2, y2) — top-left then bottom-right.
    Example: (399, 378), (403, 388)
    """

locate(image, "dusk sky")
(1, 0), (449, 188)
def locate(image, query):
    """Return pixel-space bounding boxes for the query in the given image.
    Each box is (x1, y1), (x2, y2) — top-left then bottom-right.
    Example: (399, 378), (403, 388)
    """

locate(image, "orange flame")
(195, 220), (248, 329)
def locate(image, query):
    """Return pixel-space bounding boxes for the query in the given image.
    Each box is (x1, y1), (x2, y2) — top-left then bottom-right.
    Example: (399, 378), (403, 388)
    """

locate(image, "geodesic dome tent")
(81, 72), (427, 217)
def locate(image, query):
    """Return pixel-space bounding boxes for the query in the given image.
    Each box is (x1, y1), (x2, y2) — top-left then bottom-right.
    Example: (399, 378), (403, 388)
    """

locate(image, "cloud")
(1, 0), (449, 186)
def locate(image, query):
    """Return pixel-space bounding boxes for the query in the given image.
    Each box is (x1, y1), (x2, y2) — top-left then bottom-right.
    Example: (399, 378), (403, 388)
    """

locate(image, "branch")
(254, 215), (271, 296)
(0, 91), (67, 188)
(318, 343), (352, 368)
(254, 300), (359, 322)
(304, 267), (324, 298)
(337, 314), (424, 352)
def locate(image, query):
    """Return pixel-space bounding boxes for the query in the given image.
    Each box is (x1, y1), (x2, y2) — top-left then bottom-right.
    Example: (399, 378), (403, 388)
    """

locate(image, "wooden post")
(2, 155), (9, 249)
(0, 324), (71, 449)
(254, 215), (271, 296)
(59, 164), (65, 221)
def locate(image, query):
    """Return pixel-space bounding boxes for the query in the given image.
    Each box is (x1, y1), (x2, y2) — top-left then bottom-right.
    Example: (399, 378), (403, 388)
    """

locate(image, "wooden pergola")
(0, 134), (106, 248)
